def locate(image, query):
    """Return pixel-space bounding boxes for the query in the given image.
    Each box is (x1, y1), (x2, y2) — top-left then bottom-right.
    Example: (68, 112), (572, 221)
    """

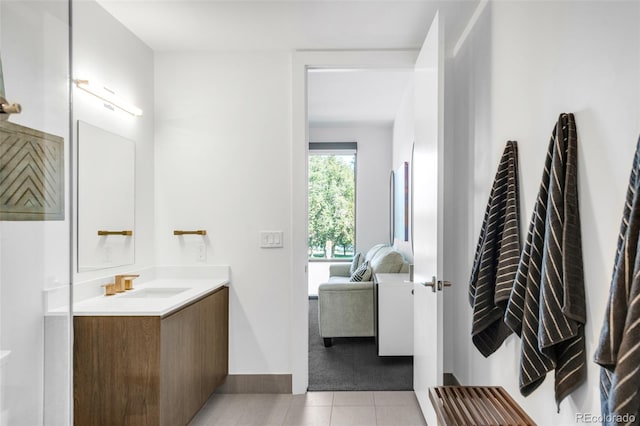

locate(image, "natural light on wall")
(74, 79), (143, 116)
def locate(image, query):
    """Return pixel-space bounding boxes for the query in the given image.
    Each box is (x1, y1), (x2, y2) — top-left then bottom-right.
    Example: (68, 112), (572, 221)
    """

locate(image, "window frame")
(308, 142), (357, 263)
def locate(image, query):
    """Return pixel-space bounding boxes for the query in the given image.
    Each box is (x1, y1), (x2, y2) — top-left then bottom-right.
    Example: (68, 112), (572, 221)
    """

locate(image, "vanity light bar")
(74, 79), (143, 117)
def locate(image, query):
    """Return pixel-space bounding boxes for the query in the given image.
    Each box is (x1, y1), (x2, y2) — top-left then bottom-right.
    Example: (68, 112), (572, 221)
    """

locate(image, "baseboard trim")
(217, 374), (293, 394)
(443, 372), (461, 386)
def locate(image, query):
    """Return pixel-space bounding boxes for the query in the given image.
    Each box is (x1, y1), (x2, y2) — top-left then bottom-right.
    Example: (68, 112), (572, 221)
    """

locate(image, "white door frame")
(291, 50), (418, 394)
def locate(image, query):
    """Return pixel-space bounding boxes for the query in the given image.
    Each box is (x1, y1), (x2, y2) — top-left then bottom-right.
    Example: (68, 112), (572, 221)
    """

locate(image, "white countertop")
(51, 278), (228, 317)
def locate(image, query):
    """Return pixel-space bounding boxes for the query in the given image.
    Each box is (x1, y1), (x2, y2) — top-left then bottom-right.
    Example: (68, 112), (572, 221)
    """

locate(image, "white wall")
(309, 123), (392, 253)
(73, 1), (155, 285)
(155, 52), (292, 374)
(444, 1), (640, 424)
(0, 1), (70, 425)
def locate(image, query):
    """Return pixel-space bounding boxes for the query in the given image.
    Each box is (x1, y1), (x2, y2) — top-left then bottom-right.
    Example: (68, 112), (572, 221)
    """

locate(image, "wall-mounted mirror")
(77, 121), (135, 271)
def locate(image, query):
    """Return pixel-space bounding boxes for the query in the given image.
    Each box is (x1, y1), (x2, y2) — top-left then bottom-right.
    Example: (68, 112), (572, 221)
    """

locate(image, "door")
(412, 12), (445, 424)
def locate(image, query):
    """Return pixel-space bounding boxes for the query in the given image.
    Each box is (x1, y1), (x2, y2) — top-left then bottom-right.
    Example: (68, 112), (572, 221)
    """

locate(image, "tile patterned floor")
(189, 391), (427, 426)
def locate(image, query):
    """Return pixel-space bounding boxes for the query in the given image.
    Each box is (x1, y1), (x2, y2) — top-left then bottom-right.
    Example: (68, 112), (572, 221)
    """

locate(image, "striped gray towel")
(504, 113), (586, 409)
(469, 141), (521, 357)
(594, 136), (640, 425)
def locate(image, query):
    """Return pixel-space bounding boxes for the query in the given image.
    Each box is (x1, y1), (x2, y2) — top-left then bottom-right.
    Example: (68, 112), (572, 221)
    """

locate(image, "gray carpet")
(308, 298), (413, 391)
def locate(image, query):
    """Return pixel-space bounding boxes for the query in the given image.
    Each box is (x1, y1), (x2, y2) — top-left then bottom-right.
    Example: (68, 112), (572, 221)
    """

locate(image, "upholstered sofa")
(317, 244), (409, 347)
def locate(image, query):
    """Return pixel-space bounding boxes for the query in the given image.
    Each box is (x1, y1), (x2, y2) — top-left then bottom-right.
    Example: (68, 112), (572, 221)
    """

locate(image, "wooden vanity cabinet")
(74, 286), (229, 426)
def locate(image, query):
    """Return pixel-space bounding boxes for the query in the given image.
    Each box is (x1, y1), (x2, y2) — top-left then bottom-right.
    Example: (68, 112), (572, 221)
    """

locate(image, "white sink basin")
(64, 277), (229, 316)
(119, 287), (190, 299)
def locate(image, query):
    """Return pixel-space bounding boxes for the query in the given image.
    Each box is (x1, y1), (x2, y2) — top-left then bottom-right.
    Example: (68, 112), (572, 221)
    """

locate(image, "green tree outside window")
(308, 154), (355, 259)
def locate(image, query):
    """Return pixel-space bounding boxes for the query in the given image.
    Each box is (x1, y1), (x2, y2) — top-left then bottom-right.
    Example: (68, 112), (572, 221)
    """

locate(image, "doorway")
(293, 16), (446, 421)
(291, 51), (419, 395)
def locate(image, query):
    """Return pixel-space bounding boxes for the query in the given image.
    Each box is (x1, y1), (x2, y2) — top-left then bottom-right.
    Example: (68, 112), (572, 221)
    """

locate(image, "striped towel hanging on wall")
(469, 141), (521, 357)
(594, 136), (640, 425)
(504, 113), (586, 409)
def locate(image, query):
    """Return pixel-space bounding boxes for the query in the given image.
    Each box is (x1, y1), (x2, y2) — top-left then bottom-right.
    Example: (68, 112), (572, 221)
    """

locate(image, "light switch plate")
(260, 231), (283, 248)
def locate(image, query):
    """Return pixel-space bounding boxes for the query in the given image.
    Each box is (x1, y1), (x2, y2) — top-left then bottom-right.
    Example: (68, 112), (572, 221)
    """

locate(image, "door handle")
(438, 280), (452, 291)
(417, 277), (453, 292)
(418, 276), (437, 293)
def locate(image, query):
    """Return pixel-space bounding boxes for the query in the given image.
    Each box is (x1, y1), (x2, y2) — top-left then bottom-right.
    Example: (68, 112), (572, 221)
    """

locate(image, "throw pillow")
(350, 260), (372, 282)
(371, 250), (405, 273)
(349, 252), (362, 275)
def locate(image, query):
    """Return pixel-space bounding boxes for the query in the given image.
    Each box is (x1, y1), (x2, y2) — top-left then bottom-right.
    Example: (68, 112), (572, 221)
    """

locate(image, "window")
(308, 142), (356, 260)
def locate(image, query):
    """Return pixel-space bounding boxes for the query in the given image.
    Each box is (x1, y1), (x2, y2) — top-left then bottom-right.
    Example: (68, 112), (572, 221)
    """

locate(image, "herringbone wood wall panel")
(0, 121), (64, 220)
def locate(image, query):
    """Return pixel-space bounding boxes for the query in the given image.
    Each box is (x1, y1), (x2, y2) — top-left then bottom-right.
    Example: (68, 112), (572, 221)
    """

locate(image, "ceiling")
(97, 0), (479, 124)
(98, 0), (478, 52)
(307, 69), (413, 125)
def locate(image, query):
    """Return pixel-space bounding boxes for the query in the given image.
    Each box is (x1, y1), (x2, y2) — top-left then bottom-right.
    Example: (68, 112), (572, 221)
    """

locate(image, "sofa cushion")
(365, 243), (387, 262)
(328, 276), (351, 283)
(349, 252), (363, 275)
(326, 245), (408, 282)
(350, 260), (372, 282)
(370, 246), (406, 273)
(329, 263), (351, 277)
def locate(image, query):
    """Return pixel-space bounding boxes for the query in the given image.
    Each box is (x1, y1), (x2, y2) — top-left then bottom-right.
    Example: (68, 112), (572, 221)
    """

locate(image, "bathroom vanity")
(73, 279), (228, 426)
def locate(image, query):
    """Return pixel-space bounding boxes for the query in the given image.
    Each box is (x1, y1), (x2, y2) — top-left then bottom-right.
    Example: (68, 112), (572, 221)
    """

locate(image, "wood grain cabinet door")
(74, 316), (161, 426)
(201, 286), (229, 398)
(160, 287), (229, 426)
(160, 301), (201, 426)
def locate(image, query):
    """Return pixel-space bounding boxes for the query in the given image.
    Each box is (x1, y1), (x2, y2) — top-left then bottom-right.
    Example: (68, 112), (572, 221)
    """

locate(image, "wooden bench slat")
(442, 386), (472, 424)
(486, 388), (521, 425)
(429, 388), (449, 424)
(438, 388), (463, 425)
(479, 387), (517, 425)
(453, 387), (494, 425)
(429, 386), (536, 426)
(449, 387), (479, 424)
(489, 387), (537, 426)
(474, 389), (499, 426)
(467, 386), (501, 425)
(486, 387), (523, 425)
